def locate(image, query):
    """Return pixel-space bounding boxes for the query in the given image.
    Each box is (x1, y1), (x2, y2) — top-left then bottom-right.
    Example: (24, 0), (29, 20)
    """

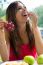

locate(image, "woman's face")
(15, 2), (29, 24)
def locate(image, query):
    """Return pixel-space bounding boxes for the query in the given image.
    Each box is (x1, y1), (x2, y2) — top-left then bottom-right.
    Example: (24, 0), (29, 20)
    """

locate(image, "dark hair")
(6, 1), (35, 58)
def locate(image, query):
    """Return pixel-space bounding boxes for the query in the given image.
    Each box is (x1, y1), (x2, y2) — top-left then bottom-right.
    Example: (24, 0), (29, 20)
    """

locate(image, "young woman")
(0, 1), (43, 61)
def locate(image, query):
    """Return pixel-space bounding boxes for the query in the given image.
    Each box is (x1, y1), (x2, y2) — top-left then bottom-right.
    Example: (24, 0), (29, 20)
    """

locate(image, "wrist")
(32, 26), (38, 32)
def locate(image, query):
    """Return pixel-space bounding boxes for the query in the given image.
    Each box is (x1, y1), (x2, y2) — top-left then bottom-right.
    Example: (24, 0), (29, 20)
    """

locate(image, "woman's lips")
(22, 13), (28, 17)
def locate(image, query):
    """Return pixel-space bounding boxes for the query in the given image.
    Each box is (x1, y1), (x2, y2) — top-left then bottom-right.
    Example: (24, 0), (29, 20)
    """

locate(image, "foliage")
(33, 6), (43, 27)
(0, 8), (6, 18)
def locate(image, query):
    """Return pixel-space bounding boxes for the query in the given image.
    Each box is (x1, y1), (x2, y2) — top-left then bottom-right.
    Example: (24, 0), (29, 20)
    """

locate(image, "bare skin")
(0, 27), (9, 61)
(29, 12), (43, 55)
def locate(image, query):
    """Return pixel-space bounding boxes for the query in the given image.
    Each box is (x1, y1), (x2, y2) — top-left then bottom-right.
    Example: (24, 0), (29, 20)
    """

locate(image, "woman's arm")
(33, 26), (43, 55)
(0, 21), (10, 61)
(0, 28), (9, 61)
(29, 12), (43, 55)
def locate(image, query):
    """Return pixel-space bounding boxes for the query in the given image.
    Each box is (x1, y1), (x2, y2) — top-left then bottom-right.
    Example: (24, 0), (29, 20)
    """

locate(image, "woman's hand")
(0, 19), (5, 29)
(28, 12), (38, 29)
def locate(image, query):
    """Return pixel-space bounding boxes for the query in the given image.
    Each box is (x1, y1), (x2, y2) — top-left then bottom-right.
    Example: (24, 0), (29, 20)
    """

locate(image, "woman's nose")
(23, 8), (26, 11)
(23, 8), (27, 12)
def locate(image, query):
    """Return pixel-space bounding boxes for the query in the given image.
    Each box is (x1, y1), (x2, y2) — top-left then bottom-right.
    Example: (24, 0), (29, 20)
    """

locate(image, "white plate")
(1, 61), (29, 65)
(1, 60), (38, 65)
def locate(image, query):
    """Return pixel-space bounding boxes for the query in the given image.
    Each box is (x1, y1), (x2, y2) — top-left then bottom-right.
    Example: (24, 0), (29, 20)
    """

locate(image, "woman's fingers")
(28, 12), (38, 23)
(0, 19), (7, 29)
(28, 12), (38, 19)
(28, 12), (38, 28)
(0, 22), (4, 29)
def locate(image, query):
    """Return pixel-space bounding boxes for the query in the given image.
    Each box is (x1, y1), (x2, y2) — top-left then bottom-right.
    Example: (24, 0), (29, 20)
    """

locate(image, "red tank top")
(9, 43), (37, 61)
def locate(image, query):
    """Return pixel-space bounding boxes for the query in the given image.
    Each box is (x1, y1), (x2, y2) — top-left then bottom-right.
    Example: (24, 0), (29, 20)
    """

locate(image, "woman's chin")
(26, 18), (29, 22)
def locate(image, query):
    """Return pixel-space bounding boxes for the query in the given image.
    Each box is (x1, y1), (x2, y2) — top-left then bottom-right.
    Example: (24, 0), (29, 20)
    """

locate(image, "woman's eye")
(17, 8), (22, 10)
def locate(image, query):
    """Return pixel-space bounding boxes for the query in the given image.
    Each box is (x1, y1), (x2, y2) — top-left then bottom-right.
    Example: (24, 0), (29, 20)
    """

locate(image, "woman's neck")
(18, 22), (29, 44)
(18, 22), (26, 33)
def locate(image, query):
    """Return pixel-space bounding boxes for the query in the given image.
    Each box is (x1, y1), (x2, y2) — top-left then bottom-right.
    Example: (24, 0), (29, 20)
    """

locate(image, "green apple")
(37, 54), (43, 64)
(23, 55), (35, 65)
(0, 56), (2, 62)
